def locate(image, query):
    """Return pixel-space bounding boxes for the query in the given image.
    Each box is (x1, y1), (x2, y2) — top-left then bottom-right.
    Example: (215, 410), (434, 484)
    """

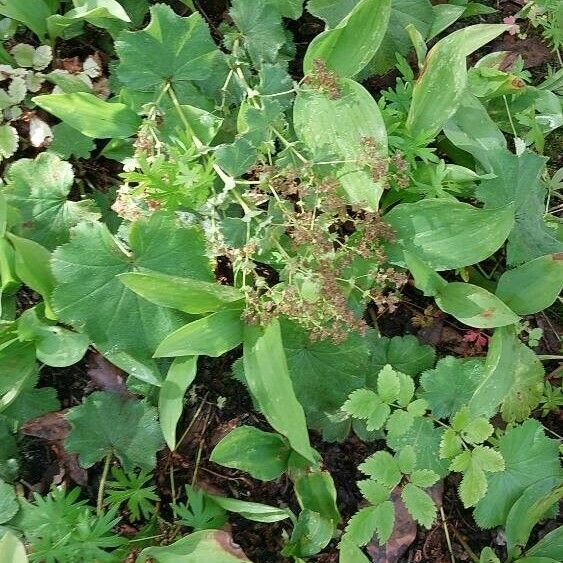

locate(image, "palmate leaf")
(52, 213), (212, 383)
(3, 153), (100, 250)
(474, 420), (561, 528)
(115, 4), (225, 102)
(421, 357), (484, 419)
(65, 391), (164, 471)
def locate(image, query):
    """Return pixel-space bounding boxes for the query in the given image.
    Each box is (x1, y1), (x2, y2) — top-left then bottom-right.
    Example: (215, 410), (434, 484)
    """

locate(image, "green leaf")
(230, 0), (287, 68)
(159, 356), (198, 450)
(421, 357), (484, 419)
(361, 0), (434, 76)
(119, 271), (243, 314)
(342, 388), (379, 419)
(115, 4), (223, 100)
(0, 125), (18, 161)
(474, 420), (561, 528)
(368, 335), (435, 379)
(343, 502), (395, 546)
(208, 494), (290, 523)
(496, 254), (563, 315)
(469, 326), (541, 419)
(48, 123), (96, 160)
(357, 479), (391, 505)
(410, 469), (439, 488)
(210, 425), (291, 481)
(65, 391), (164, 471)
(138, 530), (251, 562)
(7, 234), (55, 317)
(459, 463), (487, 508)
(406, 24), (510, 138)
(155, 309), (244, 358)
(384, 199), (514, 271)
(475, 150), (562, 266)
(281, 319), (368, 422)
(2, 387), (59, 427)
(526, 526), (563, 560)
(387, 417), (450, 477)
(397, 445), (416, 474)
(214, 138), (258, 178)
(282, 509), (333, 558)
(4, 153), (100, 249)
(359, 451), (401, 488)
(243, 319), (314, 463)
(173, 486), (227, 531)
(307, 0), (361, 27)
(472, 446), (505, 473)
(295, 471), (341, 527)
(435, 282), (519, 329)
(0, 0), (53, 40)
(377, 364), (401, 404)
(386, 409), (414, 438)
(18, 307), (89, 367)
(440, 429), (462, 459)
(401, 483), (436, 528)
(404, 251), (448, 297)
(428, 4), (465, 40)
(461, 418), (493, 445)
(303, 0), (391, 78)
(0, 531), (27, 563)
(294, 78), (387, 209)
(505, 478), (563, 554)
(52, 214), (212, 383)
(0, 341), (37, 411)
(33, 93), (141, 139)
(0, 478), (18, 524)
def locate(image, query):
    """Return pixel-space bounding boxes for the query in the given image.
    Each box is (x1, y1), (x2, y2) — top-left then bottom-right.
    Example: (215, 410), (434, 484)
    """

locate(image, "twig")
(440, 505), (456, 563)
(450, 525), (478, 562)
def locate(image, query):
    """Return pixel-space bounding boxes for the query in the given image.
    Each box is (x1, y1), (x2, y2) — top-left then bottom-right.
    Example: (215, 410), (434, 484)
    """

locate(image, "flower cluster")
(303, 59), (341, 99)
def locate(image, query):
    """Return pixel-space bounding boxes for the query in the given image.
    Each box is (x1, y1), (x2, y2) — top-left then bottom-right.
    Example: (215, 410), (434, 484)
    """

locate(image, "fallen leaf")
(86, 351), (133, 398)
(367, 482), (443, 563)
(29, 116), (53, 147)
(21, 410), (70, 441)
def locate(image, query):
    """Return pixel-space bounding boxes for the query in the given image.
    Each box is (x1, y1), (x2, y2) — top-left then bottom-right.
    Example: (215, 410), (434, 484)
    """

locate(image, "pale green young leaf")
(343, 502), (395, 546)
(472, 446), (505, 474)
(154, 309), (244, 358)
(451, 407), (471, 432)
(342, 388), (379, 419)
(449, 451), (472, 473)
(377, 364), (401, 404)
(303, 0), (391, 78)
(0, 124), (18, 160)
(396, 373), (416, 407)
(243, 319), (314, 463)
(359, 451), (401, 488)
(52, 214), (211, 382)
(410, 469), (440, 488)
(367, 403), (391, 431)
(294, 470), (341, 527)
(208, 494), (290, 523)
(159, 356), (198, 450)
(357, 479), (391, 506)
(397, 445), (416, 474)
(65, 391), (164, 471)
(459, 464), (487, 508)
(0, 531), (27, 563)
(294, 78), (387, 209)
(211, 426), (291, 481)
(461, 418), (494, 445)
(4, 153), (100, 249)
(406, 398), (428, 418)
(401, 483), (436, 528)
(385, 409), (414, 439)
(33, 93), (141, 139)
(439, 429), (463, 459)
(0, 0), (53, 40)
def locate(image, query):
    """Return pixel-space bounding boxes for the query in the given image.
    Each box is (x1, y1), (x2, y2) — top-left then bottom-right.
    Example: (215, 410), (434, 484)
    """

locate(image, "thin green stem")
(97, 453), (112, 514)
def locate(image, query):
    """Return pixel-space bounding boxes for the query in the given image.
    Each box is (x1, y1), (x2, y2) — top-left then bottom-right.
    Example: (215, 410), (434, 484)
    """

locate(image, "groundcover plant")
(0, 0), (562, 561)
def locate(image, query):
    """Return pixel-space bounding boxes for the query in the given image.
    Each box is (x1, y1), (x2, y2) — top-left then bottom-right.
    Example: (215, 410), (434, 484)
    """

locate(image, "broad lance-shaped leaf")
(294, 471), (341, 527)
(294, 78), (387, 209)
(210, 425), (291, 481)
(154, 309), (244, 358)
(52, 213), (212, 383)
(159, 356), (198, 451)
(243, 319), (314, 463)
(303, 0), (391, 78)
(65, 391), (164, 471)
(469, 326), (542, 419)
(33, 93), (141, 139)
(385, 199), (514, 271)
(406, 24), (510, 138)
(3, 153), (100, 250)
(307, 0), (361, 28)
(435, 282), (519, 329)
(496, 254), (563, 315)
(115, 4), (224, 100)
(119, 271), (244, 314)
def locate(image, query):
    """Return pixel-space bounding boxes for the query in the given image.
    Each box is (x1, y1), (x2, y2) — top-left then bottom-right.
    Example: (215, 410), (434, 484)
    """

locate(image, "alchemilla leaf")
(65, 391), (164, 471)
